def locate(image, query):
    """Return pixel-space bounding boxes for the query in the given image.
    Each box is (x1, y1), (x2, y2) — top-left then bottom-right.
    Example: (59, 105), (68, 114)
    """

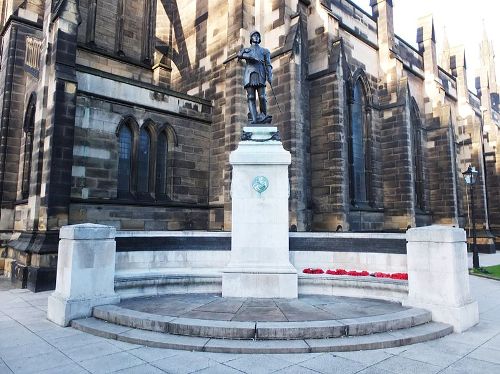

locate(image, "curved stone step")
(92, 304), (432, 340)
(71, 317), (453, 354)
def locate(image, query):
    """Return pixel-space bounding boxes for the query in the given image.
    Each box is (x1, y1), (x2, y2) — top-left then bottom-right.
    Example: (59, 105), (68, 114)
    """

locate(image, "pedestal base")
(222, 270), (298, 298)
(404, 298), (478, 333)
(47, 292), (120, 327)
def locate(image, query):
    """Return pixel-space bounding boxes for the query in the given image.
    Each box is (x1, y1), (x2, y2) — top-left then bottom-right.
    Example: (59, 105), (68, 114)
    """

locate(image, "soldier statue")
(237, 31), (273, 124)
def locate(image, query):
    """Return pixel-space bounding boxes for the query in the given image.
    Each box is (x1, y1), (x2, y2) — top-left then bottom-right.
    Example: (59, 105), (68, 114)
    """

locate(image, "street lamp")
(462, 165), (479, 269)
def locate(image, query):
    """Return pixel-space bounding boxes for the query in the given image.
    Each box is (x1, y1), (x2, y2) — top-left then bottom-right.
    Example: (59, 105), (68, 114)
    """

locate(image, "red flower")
(303, 268), (324, 274)
(373, 272), (391, 278)
(326, 269), (348, 275)
(390, 273), (408, 280)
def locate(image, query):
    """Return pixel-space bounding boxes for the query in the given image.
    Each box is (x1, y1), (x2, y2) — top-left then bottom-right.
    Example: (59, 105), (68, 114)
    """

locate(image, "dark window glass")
(351, 81), (367, 204)
(411, 107), (424, 210)
(21, 103), (35, 199)
(118, 125), (132, 192)
(21, 131), (33, 199)
(156, 132), (168, 195)
(137, 128), (150, 193)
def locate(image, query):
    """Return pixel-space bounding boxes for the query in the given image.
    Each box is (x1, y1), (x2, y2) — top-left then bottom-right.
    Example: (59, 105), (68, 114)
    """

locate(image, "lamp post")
(462, 165), (479, 269)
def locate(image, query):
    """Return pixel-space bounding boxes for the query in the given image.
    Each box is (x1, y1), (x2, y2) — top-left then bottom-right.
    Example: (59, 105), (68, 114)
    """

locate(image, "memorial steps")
(71, 294), (453, 353)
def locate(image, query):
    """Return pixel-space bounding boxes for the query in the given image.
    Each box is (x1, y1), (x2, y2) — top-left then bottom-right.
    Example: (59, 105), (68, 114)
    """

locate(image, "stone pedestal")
(404, 225), (479, 332)
(222, 127), (298, 298)
(47, 224), (120, 326)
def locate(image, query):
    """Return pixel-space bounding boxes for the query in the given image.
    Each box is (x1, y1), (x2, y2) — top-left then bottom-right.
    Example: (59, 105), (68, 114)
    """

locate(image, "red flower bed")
(302, 268), (324, 274)
(326, 269), (370, 276)
(304, 268), (408, 280)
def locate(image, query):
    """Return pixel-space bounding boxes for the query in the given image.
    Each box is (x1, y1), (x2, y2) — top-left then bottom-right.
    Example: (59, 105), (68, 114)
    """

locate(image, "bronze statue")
(238, 31), (273, 124)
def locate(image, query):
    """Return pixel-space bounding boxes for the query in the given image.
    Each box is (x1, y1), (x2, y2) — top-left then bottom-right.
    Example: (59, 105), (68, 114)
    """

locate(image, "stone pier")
(222, 127), (298, 298)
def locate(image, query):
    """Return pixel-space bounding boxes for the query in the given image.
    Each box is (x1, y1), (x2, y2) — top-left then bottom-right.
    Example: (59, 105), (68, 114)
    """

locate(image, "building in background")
(0, 0), (498, 291)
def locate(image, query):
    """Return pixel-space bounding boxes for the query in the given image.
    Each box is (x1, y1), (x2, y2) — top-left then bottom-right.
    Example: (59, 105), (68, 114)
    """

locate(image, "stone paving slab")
(116, 293), (408, 322)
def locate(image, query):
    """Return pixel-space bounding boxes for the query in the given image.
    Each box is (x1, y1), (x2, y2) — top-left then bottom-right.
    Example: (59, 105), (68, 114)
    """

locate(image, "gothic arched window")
(349, 75), (372, 207)
(410, 99), (425, 210)
(21, 93), (36, 199)
(116, 117), (176, 200)
(117, 124), (133, 194)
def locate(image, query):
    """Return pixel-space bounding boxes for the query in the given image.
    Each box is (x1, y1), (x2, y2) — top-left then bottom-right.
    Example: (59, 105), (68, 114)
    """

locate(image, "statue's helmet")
(250, 31), (261, 43)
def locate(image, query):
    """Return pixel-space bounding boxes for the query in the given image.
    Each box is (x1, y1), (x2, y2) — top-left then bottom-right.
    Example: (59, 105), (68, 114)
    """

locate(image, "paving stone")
(127, 346), (180, 362)
(242, 299), (277, 308)
(418, 338), (475, 357)
(383, 346), (409, 355)
(0, 341), (57, 361)
(332, 349), (394, 365)
(3, 351), (74, 374)
(481, 332), (500, 350)
(151, 352), (215, 373)
(271, 353), (323, 364)
(37, 363), (89, 374)
(36, 325), (88, 341)
(50, 331), (110, 350)
(232, 307), (287, 322)
(78, 351), (145, 374)
(399, 342), (466, 366)
(180, 310), (235, 321)
(0, 333), (46, 350)
(369, 355), (442, 374)
(299, 353), (368, 374)
(17, 319), (59, 332)
(194, 299), (244, 313)
(188, 363), (243, 374)
(195, 352), (241, 364)
(0, 359), (13, 374)
(107, 339), (144, 351)
(438, 357), (500, 374)
(63, 340), (123, 362)
(466, 346), (500, 365)
(224, 354), (291, 373)
(315, 303), (376, 319)
(0, 320), (20, 330)
(273, 365), (319, 373)
(355, 367), (394, 374)
(111, 363), (166, 374)
(274, 300), (335, 321)
(443, 320), (500, 346)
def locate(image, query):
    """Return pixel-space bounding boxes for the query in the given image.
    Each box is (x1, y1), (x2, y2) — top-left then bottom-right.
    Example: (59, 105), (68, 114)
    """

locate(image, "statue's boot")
(248, 99), (259, 124)
(259, 96), (272, 123)
(259, 96), (268, 117)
